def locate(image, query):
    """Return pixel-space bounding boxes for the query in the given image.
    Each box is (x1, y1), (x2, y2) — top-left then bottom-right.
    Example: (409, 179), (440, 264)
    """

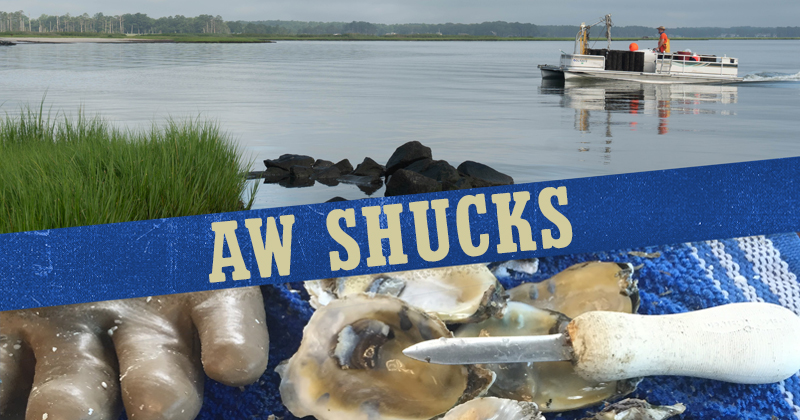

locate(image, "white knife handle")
(569, 302), (800, 384)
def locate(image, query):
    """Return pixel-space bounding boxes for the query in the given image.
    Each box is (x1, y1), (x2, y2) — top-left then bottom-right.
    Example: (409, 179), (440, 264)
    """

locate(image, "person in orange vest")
(657, 26), (671, 53)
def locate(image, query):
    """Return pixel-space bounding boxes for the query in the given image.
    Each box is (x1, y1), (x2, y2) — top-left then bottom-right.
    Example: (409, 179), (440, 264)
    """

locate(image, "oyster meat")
(456, 261), (641, 412)
(507, 262), (638, 318)
(442, 397), (545, 420)
(455, 302), (638, 412)
(277, 294), (494, 420)
(305, 264), (505, 323)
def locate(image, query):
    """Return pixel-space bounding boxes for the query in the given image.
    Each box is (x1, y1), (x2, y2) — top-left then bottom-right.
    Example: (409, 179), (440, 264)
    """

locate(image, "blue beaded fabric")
(186, 233), (800, 420)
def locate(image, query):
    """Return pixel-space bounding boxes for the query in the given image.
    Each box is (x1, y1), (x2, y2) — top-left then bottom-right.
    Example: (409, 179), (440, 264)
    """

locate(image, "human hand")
(0, 286), (269, 420)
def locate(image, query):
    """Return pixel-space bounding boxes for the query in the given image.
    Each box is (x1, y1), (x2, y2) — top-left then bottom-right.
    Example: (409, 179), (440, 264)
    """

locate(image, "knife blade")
(402, 302), (800, 384)
(403, 334), (573, 365)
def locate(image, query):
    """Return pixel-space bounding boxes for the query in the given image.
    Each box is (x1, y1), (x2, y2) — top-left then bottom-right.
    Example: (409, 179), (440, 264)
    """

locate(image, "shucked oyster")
(442, 397), (545, 420)
(455, 302), (638, 412)
(277, 294), (494, 420)
(508, 262), (638, 318)
(456, 262), (640, 412)
(305, 264), (506, 323)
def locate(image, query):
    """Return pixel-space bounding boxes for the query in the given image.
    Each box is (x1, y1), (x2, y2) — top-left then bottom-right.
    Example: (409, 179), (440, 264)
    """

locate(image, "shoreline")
(2, 35), (799, 45)
(1, 37), (172, 44)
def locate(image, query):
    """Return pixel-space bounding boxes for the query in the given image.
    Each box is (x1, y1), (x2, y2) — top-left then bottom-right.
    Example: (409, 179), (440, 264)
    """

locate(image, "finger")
(111, 304), (203, 420)
(23, 325), (120, 420)
(190, 287), (269, 386)
(0, 331), (35, 417)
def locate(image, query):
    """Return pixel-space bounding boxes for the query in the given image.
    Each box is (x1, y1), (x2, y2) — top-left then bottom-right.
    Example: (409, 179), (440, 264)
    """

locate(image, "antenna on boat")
(575, 14), (613, 55)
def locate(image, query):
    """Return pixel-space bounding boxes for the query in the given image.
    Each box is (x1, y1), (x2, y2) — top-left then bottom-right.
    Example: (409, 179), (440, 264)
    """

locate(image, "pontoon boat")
(539, 15), (743, 84)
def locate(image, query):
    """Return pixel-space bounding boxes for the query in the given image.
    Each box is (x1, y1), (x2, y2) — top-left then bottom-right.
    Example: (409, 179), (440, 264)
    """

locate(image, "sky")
(6, 0), (799, 28)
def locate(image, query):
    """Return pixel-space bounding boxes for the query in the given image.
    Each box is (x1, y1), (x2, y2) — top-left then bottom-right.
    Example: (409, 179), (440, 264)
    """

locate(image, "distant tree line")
(227, 20), (540, 37)
(3, 11), (799, 38)
(0, 11), (229, 34)
(227, 20), (800, 38)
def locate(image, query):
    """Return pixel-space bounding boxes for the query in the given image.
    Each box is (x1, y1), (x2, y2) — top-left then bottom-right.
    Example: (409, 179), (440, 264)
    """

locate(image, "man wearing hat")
(657, 26), (670, 53)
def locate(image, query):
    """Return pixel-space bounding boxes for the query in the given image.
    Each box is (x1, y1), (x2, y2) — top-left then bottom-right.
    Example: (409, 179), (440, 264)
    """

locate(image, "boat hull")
(539, 65), (564, 80)
(562, 69), (742, 84)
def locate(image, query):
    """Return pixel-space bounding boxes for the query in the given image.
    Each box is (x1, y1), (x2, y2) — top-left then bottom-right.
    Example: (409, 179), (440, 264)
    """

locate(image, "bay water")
(2, 40), (799, 208)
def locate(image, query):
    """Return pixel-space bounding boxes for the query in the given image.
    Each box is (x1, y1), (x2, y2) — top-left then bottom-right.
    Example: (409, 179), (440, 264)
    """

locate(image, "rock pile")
(253, 141), (514, 199)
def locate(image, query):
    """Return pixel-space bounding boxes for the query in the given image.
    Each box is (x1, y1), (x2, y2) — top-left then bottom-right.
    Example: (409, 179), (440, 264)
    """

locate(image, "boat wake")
(742, 71), (800, 82)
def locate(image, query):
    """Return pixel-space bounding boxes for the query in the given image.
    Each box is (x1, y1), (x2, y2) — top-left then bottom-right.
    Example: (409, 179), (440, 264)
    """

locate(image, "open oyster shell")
(507, 262), (638, 318)
(455, 302), (638, 412)
(456, 262), (640, 412)
(305, 264), (506, 323)
(442, 397), (545, 420)
(277, 294), (495, 420)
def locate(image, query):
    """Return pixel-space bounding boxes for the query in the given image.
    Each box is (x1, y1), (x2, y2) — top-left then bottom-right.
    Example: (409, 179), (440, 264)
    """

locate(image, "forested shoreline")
(2, 11), (799, 38)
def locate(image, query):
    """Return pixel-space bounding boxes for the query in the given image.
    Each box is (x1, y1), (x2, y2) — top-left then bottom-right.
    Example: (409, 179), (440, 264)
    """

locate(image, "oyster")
(305, 264), (506, 323)
(442, 397), (545, 420)
(580, 399), (686, 420)
(277, 294), (494, 420)
(507, 262), (638, 318)
(455, 302), (638, 412)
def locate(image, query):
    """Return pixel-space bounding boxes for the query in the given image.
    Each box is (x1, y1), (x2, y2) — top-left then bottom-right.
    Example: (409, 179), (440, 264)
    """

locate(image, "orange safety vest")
(659, 32), (671, 53)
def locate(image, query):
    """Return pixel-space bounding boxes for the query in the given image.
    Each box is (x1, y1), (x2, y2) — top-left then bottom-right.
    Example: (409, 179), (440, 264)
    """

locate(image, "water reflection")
(540, 80), (738, 136)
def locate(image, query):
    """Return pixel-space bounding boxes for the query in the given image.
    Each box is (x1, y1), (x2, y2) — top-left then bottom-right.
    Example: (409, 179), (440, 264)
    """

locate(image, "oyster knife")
(402, 302), (800, 385)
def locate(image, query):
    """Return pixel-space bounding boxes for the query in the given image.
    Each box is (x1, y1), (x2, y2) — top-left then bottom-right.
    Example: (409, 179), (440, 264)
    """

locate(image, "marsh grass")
(0, 105), (257, 234)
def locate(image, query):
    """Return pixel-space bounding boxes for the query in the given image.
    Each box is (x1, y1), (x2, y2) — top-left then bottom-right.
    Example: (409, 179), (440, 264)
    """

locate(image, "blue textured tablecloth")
(190, 233), (800, 420)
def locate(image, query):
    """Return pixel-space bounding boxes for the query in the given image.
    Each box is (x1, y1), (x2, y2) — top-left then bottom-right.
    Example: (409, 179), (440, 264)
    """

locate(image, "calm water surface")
(2, 40), (799, 207)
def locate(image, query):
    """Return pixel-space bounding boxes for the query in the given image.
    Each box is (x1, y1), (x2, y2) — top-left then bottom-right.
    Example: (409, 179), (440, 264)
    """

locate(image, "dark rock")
(317, 178), (340, 187)
(264, 154), (315, 171)
(289, 165), (314, 180)
(385, 169), (442, 197)
(352, 157), (385, 178)
(338, 174), (383, 195)
(326, 196), (348, 202)
(447, 176), (473, 191)
(313, 159), (335, 170)
(313, 166), (341, 181)
(246, 171), (265, 180)
(457, 161), (514, 188)
(399, 158), (460, 191)
(338, 174), (383, 187)
(404, 158), (434, 174)
(402, 158), (459, 184)
(385, 141), (433, 175)
(420, 160), (460, 184)
(262, 167), (289, 183)
(357, 182), (383, 195)
(334, 159), (354, 175)
(279, 177), (315, 188)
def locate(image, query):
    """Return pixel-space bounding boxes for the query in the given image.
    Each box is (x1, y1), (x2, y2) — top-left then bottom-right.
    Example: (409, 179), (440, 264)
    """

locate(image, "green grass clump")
(0, 106), (257, 234)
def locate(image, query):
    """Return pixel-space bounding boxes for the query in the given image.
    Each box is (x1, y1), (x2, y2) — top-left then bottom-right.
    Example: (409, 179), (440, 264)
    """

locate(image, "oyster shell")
(491, 259), (540, 280)
(305, 264), (506, 323)
(277, 294), (494, 420)
(442, 397), (545, 420)
(507, 261), (638, 318)
(580, 398), (686, 420)
(455, 302), (638, 412)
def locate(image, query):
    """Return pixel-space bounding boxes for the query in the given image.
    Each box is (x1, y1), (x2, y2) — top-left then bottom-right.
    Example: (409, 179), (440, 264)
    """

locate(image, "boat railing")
(655, 53), (738, 76)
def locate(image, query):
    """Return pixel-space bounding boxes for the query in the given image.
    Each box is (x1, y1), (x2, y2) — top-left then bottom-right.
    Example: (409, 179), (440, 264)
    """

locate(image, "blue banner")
(2, 156), (799, 311)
